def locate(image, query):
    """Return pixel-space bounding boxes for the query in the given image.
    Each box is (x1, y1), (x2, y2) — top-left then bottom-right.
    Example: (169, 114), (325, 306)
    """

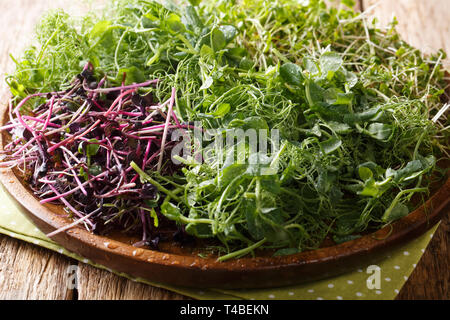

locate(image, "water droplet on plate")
(104, 242), (118, 249)
(132, 249), (144, 257)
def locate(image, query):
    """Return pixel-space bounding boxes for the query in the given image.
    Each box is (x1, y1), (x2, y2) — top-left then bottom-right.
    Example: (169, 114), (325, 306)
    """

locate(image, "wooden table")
(0, 0), (448, 300)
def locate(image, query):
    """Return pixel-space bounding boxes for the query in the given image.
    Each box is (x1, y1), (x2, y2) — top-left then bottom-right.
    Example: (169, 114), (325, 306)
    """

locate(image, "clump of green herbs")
(6, 0), (449, 260)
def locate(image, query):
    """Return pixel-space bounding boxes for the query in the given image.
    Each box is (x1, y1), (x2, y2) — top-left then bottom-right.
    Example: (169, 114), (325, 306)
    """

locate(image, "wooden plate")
(0, 102), (449, 289)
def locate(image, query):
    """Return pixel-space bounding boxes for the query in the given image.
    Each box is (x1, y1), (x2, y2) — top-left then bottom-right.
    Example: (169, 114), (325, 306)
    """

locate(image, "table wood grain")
(0, 0), (447, 300)
(362, 0), (450, 300)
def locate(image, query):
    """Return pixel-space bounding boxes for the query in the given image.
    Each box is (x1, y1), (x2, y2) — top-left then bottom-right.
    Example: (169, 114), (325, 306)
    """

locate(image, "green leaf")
(228, 116), (269, 131)
(211, 27), (226, 52)
(239, 57), (254, 70)
(305, 80), (325, 107)
(320, 137), (342, 154)
(306, 123), (322, 137)
(320, 52), (343, 74)
(79, 167), (88, 181)
(78, 142), (84, 154)
(280, 63), (303, 86)
(242, 116), (269, 131)
(418, 154), (436, 169)
(324, 88), (354, 105)
(382, 203), (409, 223)
(86, 139), (100, 157)
(183, 6), (203, 32)
(357, 164), (393, 197)
(199, 76), (213, 90)
(219, 163), (246, 188)
(341, 0), (356, 8)
(359, 162), (385, 177)
(303, 58), (319, 75)
(90, 20), (111, 41)
(367, 123), (394, 142)
(188, 0), (201, 6)
(143, 12), (159, 23)
(358, 179), (379, 197)
(343, 106), (382, 124)
(166, 13), (185, 34)
(244, 199), (265, 240)
(259, 176), (281, 194)
(78, 139), (100, 157)
(185, 222), (213, 238)
(161, 201), (182, 220)
(344, 70), (358, 88)
(315, 168), (334, 194)
(145, 198), (159, 208)
(389, 156), (435, 183)
(393, 160), (422, 182)
(358, 167), (373, 181)
(219, 25), (238, 43)
(227, 47), (247, 59)
(245, 153), (272, 176)
(117, 67), (145, 85)
(328, 121), (351, 133)
(244, 200), (287, 243)
(211, 103), (230, 118)
(150, 208), (159, 227)
(200, 44), (214, 60)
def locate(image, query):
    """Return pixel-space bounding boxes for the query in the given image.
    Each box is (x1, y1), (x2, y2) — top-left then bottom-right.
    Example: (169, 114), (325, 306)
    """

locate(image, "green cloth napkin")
(0, 182), (439, 300)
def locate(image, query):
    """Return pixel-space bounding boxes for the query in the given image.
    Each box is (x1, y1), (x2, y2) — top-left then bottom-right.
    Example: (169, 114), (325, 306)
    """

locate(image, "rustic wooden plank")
(0, 0), (86, 301)
(397, 214), (449, 300)
(362, 0), (449, 300)
(0, 235), (74, 299)
(362, 0), (450, 67)
(76, 263), (187, 300)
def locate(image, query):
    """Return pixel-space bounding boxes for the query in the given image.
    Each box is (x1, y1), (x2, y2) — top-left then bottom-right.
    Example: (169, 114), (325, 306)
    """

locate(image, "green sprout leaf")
(320, 137), (342, 154)
(280, 63), (303, 86)
(367, 123), (394, 142)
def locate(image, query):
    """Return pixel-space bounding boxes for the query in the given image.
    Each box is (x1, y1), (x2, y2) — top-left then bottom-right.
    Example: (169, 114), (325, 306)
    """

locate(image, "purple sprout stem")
(0, 157), (38, 168)
(103, 88), (135, 117)
(40, 170), (109, 204)
(46, 209), (97, 238)
(0, 123), (18, 131)
(47, 119), (101, 153)
(157, 87), (176, 172)
(142, 119), (154, 126)
(22, 116), (61, 128)
(63, 152), (88, 196)
(11, 136), (40, 157)
(12, 91), (64, 114)
(118, 111), (142, 117)
(47, 184), (95, 228)
(142, 139), (152, 170)
(139, 209), (148, 242)
(42, 96), (55, 131)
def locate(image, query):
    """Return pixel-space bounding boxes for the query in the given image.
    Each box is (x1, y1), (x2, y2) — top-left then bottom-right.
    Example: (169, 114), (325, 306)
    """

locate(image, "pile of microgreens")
(1, 0), (449, 260)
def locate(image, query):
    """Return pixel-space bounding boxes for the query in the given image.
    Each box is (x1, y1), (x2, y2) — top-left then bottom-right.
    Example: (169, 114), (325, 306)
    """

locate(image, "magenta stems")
(157, 87), (176, 172)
